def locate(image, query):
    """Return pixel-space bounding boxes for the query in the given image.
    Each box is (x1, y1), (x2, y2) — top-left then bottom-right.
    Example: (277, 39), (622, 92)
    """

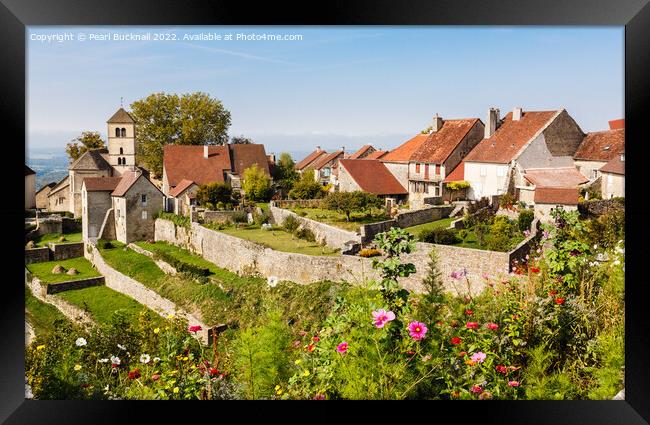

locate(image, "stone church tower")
(107, 107), (137, 176)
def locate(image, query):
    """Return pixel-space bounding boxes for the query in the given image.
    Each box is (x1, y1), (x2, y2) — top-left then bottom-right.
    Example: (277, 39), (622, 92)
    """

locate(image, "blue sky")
(27, 26), (623, 159)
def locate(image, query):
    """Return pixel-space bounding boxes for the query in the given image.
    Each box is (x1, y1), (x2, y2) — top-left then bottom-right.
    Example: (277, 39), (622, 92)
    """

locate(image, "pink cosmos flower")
(471, 352), (487, 363)
(336, 342), (348, 354)
(486, 322), (499, 330)
(470, 385), (483, 394)
(508, 381), (520, 387)
(188, 325), (202, 334)
(408, 322), (428, 340)
(466, 322), (479, 329)
(372, 309), (396, 328)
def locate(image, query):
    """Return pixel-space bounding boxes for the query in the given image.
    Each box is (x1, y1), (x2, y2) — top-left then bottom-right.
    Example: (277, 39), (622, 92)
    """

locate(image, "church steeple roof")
(107, 107), (135, 124)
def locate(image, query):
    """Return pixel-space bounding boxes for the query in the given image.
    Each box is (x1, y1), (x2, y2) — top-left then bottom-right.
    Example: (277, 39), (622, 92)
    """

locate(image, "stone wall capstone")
(269, 206), (361, 249)
(271, 199), (323, 209)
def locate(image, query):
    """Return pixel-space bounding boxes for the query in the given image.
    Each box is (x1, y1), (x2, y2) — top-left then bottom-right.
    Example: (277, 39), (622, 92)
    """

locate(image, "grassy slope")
(25, 286), (70, 338)
(57, 285), (161, 325)
(216, 226), (340, 256)
(27, 257), (102, 284)
(32, 232), (82, 247)
(288, 207), (389, 232)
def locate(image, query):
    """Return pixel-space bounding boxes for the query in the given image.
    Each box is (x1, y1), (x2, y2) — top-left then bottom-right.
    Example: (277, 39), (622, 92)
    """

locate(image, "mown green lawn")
(287, 207), (389, 232)
(25, 285), (70, 338)
(26, 257), (101, 284)
(404, 217), (456, 235)
(57, 285), (162, 326)
(216, 225), (340, 256)
(31, 232), (82, 247)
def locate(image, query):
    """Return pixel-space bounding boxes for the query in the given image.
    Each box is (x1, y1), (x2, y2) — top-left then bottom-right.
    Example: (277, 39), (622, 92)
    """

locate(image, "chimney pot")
(341, 146), (345, 152)
(204, 145), (209, 159)
(485, 108), (500, 139)
(431, 114), (443, 132)
(513, 107), (523, 121)
(316, 145), (321, 151)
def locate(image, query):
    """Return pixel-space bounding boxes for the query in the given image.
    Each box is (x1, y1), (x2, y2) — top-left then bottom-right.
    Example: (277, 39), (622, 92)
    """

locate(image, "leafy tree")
(230, 135), (253, 144)
(321, 191), (383, 221)
(65, 131), (106, 162)
(288, 170), (326, 200)
(242, 164), (272, 202)
(274, 153), (299, 192)
(130, 92), (231, 177)
(445, 180), (470, 202)
(196, 182), (233, 207)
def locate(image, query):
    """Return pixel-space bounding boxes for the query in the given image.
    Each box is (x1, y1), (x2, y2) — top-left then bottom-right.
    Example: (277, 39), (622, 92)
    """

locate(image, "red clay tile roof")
(599, 153), (625, 175)
(107, 107), (135, 123)
(608, 119), (624, 130)
(168, 179), (197, 197)
(534, 187), (580, 205)
(25, 165), (35, 176)
(381, 134), (429, 162)
(443, 161), (465, 183)
(163, 145), (231, 187)
(574, 129), (624, 161)
(83, 177), (123, 192)
(229, 144), (270, 176)
(348, 145), (375, 159)
(112, 169), (162, 197)
(464, 111), (559, 164)
(523, 168), (588, 188)
(308, 151), (344, 170)
(339, 159), (407, 195)
(296, 149), (327, 170)
(365, 150), (388, 159)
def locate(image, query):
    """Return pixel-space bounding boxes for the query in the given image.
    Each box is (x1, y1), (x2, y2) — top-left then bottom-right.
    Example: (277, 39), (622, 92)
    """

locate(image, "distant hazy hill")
(27, 149), (69, 191)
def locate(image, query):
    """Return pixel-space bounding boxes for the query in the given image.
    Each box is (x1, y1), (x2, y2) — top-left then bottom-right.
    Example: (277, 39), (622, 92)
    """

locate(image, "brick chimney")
(608, 119), (625, 130)
(431, 113), (443, 132)
(204, 145), (209, 159)
(512, 107), (523, 121)
(485, 108), (500, 139)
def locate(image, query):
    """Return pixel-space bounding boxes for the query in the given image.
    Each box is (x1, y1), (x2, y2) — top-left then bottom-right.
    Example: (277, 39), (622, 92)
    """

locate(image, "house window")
(415, 163), (420, 173)
(116, 209), (120, 218)
(591, 169), (598, 179)
(119, 147), (123, 155)
(141, 194), (147, 206)
(117, 157), (122, 165)
(435, 164), (440, 175)
(497, 166), (506, 177)
(115, 128), (120, 137)
(142, 210), (148, 220)
(121, 128), (127, 137)
(480, 165), (488, 177)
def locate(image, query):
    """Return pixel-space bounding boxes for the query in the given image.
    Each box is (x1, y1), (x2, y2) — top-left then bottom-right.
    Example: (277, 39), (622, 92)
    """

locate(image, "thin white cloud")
(178, 42), (300, 66)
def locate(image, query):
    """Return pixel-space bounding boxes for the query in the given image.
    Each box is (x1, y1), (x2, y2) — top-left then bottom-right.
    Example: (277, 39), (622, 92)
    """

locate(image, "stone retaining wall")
(45, 276), (106, 295)
(271, 199), (323, 209)
(25, 247), (50, 264)
(25, 270), (95, 327)
(201, 210), (240, 224)
(50, 242), (84, 261)
(85, 244), (209, 344)
(154, 219), (513, 295)
(127, 243), (178, 275)
(359, 205), (454, 243)
(269, 206), (361, 249)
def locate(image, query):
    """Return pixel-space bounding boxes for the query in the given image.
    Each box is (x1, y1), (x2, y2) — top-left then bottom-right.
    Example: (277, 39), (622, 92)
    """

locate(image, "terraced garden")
(30, 232), (82, 247)
(26, 257), (101, 284)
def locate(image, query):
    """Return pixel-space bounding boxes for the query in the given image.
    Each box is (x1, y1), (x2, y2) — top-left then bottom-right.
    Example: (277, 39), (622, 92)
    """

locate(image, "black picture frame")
(3, 0), (649, 423)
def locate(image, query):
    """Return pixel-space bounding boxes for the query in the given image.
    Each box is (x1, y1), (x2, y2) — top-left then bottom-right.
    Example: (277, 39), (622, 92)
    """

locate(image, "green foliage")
(65, 131), (106, 162)
(242, 164), (273, 202)
(274, 153), (300, 192)
(230, 135), (253, 144)
(445, 181), (470, 201)
(154, 250), (211, 280)
(517, 209), (535, 232)
(523, 345), (579, 400)
(419, 228), (458, 245)
(295, 227), (316, 243)
(196, 182), (233, 207)
(499, 193), (515, 210)
(585, 209), (625, 251)
(322, 191), (383, 221)
(419, 249), (445, 324)
(282, 215), (300, 233)
(232, 311), (293, 399)
(154, 211), (191, 228)
(485, 216), (515, 251)
(372, 228), (416, 313)
(288, 170), (327, 200)
(131, 92), (231, 177)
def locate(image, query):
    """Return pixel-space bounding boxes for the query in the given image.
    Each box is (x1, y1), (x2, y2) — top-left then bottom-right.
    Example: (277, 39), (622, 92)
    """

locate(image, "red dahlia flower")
(554, 297), (565, 305)
(451, 337), (462, 345)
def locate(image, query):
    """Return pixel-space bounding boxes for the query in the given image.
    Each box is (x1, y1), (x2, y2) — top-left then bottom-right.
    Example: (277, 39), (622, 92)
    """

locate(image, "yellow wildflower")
(74, 364), (82, 371)
(294, 359), (302, 365)
(303, 369), (310, 377)
(36, 345), (45, 351)
(277, 390), (283, 395)
(275, 385), (281, 391)
(153, 328), (160, 334)
(168, 314), (175, 319)
(182, 356), (189, 361)
(173, 387), (179, 394)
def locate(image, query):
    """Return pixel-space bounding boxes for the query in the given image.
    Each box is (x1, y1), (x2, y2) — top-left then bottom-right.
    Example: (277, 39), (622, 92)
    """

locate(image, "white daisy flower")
(614, 260), (621, 266)
(117, 344), (126, 351)
(140, 354), (151, 364)
(98, 358), (109, 363)
(110, 356), (121, 365)
(75, 337), (87, 347)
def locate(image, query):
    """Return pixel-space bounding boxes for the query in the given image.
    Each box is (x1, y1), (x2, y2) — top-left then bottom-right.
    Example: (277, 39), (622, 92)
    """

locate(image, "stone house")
(574, 120), (625, 182)
(347, 144), (377, 160)
(67, 149), (113, 217)
(532, 187), (581, 222)
(380, 115), (485, 209)
(517, 167), (588, 218)
(162, 144), (270, 198)
(35, 182), (57, 210)
(462, 107), (585, 201)
(337, 159), (408, 203)
(600, 152), (625, 199)
(81, 169), (164, 244)
(47, 176), (70, 212)
(305, 150), (345, 186)
(25, 165), (36, 210)
(167, 179), (199, 216)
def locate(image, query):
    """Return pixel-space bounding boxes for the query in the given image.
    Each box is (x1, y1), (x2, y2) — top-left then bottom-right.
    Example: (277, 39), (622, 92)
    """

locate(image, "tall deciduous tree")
(130, 92), (231, 177)
(275, 152), (299, 191)
(242, 164), (273, 202)
(65, 131), (106, 162)
(288, 170), (326, 200)
(230, 135), (253, 144)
